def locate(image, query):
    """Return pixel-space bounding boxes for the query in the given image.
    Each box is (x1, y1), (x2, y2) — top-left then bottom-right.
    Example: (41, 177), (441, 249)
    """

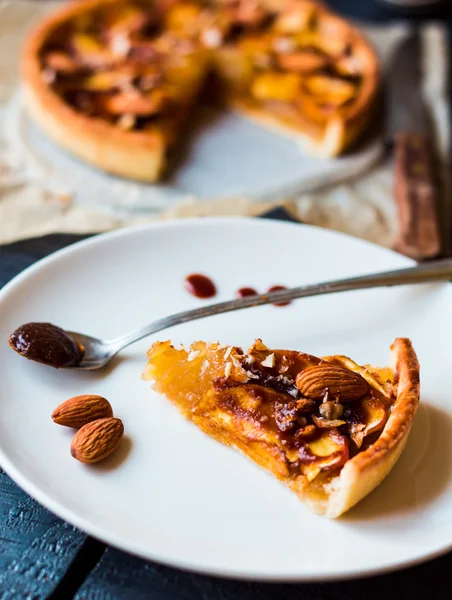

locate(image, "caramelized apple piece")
(299, 428), (349, 482)
(44, 51), (80, 74)
(297, 94), (331, 124)
(81, 69), (133, 92)
(105, 5), (150, 36)
(71, 33), (115, 68)
(246, 339), (321, 382)
(251, 72), (301, 102)
(304, 75), (356, 106)
(335, 54), (362, 77)
(276, 50), (328, 73)
(72, 32), (104, 55)
(274, 4), (315, 34)
(360, 396), (387, 436)
(165, 2), (202, 32)
(240, 35), (272, 58)
(233, 1), (268, 28)
(101, 88), (168, 116)
(346, 396), (387, 448)
(315, 14), (350, 56)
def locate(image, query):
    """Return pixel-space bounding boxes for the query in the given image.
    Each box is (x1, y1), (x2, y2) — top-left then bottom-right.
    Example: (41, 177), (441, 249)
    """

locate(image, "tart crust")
(22, 0), (380, 181)
(293, 338), (420, 517)
(143, 337), (420, 518)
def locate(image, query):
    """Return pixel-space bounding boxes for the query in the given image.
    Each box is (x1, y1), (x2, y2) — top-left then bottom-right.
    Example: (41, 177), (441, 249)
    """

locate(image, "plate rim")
(0, 216), (450, 582)
(0, 216), (412, 300)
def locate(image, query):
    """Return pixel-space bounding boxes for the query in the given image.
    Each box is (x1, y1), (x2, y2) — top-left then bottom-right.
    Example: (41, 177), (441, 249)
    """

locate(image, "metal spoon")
(12, 258), (452, 370)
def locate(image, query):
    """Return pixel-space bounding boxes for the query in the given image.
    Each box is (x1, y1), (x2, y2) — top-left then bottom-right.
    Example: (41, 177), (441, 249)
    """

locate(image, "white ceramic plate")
(0, 218), (451, 581)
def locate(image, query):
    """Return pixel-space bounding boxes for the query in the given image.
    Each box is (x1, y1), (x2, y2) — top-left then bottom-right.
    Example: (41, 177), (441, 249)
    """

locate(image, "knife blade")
(385, 30), (441, 260)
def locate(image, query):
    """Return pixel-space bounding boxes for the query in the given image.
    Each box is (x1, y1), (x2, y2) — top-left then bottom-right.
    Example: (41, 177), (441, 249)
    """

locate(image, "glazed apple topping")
(38, 1), (208, 128)
(143, 339), (394, 483)
(37, 0), (374, 133)
(298, 428), (349, 482)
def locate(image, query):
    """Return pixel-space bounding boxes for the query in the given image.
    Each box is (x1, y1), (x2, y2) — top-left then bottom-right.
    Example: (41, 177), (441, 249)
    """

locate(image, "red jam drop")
(268, 285), (291, 307)
(184, 274), (217, 299)
(236, 287), (258, 298)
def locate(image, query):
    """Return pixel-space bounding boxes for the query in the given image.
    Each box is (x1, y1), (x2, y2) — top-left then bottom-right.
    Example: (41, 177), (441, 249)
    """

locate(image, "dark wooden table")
(1, 1), (452, 598)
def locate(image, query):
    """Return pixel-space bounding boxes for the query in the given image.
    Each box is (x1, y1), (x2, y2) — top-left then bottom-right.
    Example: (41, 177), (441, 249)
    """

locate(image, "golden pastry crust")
(22, 78), (168, 182)
(228, 95), (374, 158)
(22, 0), (380, 180)
(143, 337), (420, 518)
(292, 338), (420, 517)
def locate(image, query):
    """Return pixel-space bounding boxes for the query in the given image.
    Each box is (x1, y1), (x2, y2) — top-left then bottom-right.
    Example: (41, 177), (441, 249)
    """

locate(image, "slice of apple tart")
(142, 338), (419, 518)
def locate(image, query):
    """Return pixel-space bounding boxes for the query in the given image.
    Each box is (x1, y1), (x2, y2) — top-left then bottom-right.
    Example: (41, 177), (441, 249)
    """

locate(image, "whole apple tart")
(22, 0), (380, 181)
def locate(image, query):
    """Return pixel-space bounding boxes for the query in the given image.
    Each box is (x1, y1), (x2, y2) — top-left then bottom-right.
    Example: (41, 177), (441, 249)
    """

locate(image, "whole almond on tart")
(296, 365), (369, 402)
(52, 395), (113, 428)
(71, 417), (124, 464)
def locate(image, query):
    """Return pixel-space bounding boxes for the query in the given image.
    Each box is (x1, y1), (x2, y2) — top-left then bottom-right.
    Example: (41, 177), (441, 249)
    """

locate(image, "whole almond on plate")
(52, 395), (113, 428)
(71, 417), (124, 464)
(296, 365), (369, 402)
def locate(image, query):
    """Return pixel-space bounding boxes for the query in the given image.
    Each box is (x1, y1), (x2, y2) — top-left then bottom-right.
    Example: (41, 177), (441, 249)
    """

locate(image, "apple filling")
(38, 1), (208, 131)
(36, 0), (377, 139)
(143, 339), (394, 485)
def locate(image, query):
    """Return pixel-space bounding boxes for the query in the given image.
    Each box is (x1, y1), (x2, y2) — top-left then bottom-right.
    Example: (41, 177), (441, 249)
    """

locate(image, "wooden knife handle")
(393, 132), (441, 260)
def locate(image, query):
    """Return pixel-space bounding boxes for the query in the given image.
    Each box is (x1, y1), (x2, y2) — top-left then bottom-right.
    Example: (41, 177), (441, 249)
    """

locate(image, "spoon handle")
(111, 257), (452, 350)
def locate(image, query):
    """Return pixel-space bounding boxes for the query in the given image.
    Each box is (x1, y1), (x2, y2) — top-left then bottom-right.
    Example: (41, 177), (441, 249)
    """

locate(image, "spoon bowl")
(66, 332), (118, 370)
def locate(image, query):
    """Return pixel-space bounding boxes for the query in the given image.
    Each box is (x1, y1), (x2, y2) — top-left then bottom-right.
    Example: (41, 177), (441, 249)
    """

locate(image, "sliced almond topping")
(41, 67), (56, 84)
(224, 362), (232, 379)
(117, 113), (136, 130)
(246, 371), (260, 380)
(201, 27), (223, 49)
(111, 33), (131, 58)
(261, 353), (275, 368)
(187, 350), (201, 361)
(200, 359), (210, 376)
(224, 346), (233, 359)
(272, 36), (296, 54)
